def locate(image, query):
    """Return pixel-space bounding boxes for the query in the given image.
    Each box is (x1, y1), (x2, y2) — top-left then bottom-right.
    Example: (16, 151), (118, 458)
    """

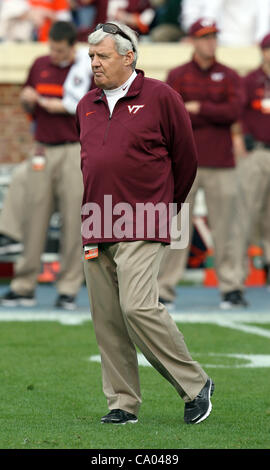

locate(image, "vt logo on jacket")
(127, 105), (145, 114)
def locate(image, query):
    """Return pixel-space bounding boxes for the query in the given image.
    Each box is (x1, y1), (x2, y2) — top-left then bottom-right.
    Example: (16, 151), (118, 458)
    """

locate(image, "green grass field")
(0, 318), (270, 450)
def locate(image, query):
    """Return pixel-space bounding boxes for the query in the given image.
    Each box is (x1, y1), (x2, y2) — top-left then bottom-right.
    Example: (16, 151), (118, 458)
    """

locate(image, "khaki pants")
(84, 240), (208, 416)
(235, 148), (270, 283)
(11, 143), (84, 296)
(0, 161), (28, 241)
(158, 167), (241, 301)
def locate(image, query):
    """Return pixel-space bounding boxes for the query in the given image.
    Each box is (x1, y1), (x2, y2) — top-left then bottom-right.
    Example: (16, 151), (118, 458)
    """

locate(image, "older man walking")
(76, 21), (214, 425)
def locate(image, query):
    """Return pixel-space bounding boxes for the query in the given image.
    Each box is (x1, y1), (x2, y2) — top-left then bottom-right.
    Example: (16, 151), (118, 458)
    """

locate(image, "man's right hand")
(20, 86), (39, 111)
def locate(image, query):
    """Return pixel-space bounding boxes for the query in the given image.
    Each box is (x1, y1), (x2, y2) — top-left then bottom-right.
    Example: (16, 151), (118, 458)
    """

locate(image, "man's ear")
(124, 50), (134, 66)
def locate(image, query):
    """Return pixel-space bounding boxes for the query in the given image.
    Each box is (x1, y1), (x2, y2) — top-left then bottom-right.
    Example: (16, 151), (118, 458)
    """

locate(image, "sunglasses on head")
(94, 23), (137, 52)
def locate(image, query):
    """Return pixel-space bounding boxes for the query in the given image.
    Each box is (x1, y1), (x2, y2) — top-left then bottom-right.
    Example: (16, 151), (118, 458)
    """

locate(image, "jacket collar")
(93, 69), (145, 102)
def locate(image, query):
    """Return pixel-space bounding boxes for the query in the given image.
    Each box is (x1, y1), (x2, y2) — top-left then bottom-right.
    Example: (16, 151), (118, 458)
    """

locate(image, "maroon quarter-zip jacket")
(166, 58), (245, 168)
(76, 70), (198, 245)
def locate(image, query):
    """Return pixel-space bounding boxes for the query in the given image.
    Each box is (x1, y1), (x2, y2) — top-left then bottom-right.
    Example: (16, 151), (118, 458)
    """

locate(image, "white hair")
(88, 21), (138, 70)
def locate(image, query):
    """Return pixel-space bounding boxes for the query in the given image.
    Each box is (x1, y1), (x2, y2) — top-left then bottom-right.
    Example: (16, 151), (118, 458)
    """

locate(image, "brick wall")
(0, 84), (34, 164)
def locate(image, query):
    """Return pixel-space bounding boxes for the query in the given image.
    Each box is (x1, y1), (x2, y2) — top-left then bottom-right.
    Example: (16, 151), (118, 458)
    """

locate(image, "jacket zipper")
(103, 114), (112, 145)
(101, 93), (137, 145)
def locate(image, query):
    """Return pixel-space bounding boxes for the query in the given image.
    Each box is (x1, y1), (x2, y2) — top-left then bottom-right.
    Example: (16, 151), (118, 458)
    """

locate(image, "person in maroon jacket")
(0, 22), (85, 310)
(235, 33), (270, 288)
(158, 18), (248, 310)
(77, 21), (214, 425)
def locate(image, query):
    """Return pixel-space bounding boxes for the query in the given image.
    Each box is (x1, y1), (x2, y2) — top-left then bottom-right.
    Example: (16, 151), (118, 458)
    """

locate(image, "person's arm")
(20, 61), (40, 112)
(244, 73), (270, 114)
(198, 71), (245, 125)
(231, 122), (248, 163)
(161, 86), (198, 213)
(20, 86), (40, 112)
(37, 97), (67, 113)
(62, 48), (93, 114)
(114, 1), (155, 34)
(166, 69), (209, 129)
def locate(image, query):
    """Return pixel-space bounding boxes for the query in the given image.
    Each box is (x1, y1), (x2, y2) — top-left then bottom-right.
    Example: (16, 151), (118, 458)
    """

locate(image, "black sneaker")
(0, 234), (23, 256)
(55, 294), (77, 310)
(101, 409), (138, 425)
(184, 378), (215, 424)
(220, 290), (248, 309)
(0, 289), (36, 307)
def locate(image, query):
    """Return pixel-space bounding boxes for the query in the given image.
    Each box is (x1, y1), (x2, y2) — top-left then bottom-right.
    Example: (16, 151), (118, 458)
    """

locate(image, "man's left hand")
(38, 97), (66, 113)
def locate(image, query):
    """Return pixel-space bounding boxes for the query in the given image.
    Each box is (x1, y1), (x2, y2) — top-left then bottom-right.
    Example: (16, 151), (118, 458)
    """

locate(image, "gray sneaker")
(55, 294), (77, 310)
(220, 290), (248, 309)
(184, 378), (215, 424)
(0, 234), (23, 256)
(0, 289), (36, 307)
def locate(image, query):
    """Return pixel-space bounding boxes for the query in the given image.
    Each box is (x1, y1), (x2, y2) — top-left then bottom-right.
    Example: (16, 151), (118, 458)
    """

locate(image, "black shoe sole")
(101, 418), (138, 425)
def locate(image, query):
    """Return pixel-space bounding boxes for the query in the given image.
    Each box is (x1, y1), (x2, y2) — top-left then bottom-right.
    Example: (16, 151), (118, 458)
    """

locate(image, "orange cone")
(38, 262), (60, 283)
(245, 245), (266, 286)
(203, 248), (218, 287)
(203, 245), (266, 287)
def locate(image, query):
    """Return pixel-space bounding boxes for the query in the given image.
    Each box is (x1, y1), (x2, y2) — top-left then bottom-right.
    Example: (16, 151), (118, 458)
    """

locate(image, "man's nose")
(92, 55), (101, 67)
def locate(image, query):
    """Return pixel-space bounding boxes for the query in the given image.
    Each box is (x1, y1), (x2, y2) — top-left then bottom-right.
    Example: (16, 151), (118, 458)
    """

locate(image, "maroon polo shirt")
(166, 58), (245, 168)
(24, 55), (79, 144)
(76, 70), (198, 245)
(241, 66), (270, 144)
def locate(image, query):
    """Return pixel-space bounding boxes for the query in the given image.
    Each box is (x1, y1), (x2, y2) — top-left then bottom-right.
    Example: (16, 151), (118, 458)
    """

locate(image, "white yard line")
(171, 312), (270, 338)
(89, 352), (270, 368)
(1, 308), (270, 367)
(214, 320), (270, 339)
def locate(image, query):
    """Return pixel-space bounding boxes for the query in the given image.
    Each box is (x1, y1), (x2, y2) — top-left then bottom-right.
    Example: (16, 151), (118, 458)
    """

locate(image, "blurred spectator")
(70, 0), (96, 31)
(0, 21), (91, 309)
(233, 33), (270, 288)
(0, 0), (36, 40)
(181, 0), (270, 46)
(70, 0), (96, 41)
(29, 0), (72, 42)
(157, 18), (248, 309)
(93, 0), (155, 37)
(150, 0), (183, 42)
(261, 194), (270, 286)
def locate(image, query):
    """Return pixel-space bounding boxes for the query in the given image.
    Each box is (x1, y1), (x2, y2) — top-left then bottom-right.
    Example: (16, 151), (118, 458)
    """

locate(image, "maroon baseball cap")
(189, 18), (219, 37)
(260, 33), (270, 49)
